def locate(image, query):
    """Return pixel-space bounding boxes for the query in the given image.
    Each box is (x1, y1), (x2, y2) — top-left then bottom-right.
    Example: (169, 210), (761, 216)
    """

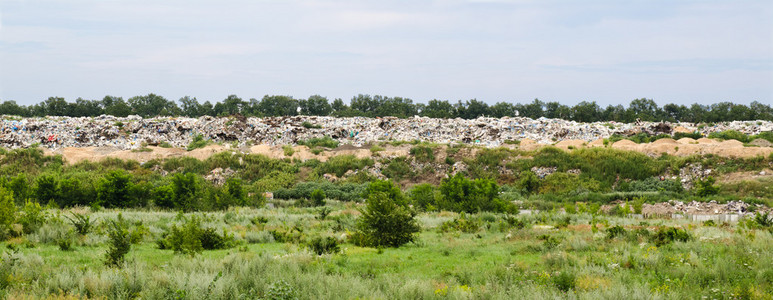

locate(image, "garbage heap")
(0, 115), (771, 150)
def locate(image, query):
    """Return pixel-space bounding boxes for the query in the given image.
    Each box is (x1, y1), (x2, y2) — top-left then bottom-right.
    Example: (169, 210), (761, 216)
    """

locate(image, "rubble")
(0, 115), (771, 150)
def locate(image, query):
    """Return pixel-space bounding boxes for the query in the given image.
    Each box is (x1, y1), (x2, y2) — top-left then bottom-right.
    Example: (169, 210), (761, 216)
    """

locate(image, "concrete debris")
(640, 200), (770, 218)
(1, 115), (770, 150)
(531, 167), (557, 179)
(205, 167), (236, 185)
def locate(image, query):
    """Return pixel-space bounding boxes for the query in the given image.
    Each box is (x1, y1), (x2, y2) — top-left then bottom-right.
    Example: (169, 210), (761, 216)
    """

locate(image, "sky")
(0, 0), (771, 107)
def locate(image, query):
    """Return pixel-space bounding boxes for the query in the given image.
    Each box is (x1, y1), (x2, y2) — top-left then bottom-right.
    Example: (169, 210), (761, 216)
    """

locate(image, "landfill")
(1, 115), (771, 150)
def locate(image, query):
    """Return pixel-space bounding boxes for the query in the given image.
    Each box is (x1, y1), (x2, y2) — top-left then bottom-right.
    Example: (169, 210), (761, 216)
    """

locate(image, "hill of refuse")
(1, 114), (771, 150)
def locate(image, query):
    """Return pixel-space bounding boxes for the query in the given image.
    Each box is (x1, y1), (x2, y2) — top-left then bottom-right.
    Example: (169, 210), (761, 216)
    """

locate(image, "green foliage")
(605, 225), (627, 240)
(282, 145), (295, 157)
(518, 171), (540, 195)
(33, 174), (59, 206)
(152, 184), (175, 209)
(552, 272), (576, 292)
(618, 177), (683, 193)
(695, 176), (719, 197)
(301, 121), (322, 129)
(161, 215), (235, 255)
(357, 187), (420, 248)
(171, 173), (201, 211)
(306, 236), (340, 255)
(650, 227), (691, 246)
(381, 157), (414, 181)
(265, 280), (297, 300)
(187, 134), (210, 151)
(408, 183), (437, 211)
(17, 200), (46, 235)
(105, 215), (131, 267)
(438, 213), (481, 233)
(316, 155), (373, 177)
(708, 130), (751, 143)
(539, 172), (601, 195)
(0, 187), (15, 239)
(96, 170), (134, 208)
(65, 213), (93, 235)
(409, 145), (435, 163)
(439, 173), (513, 213)
(274, 182), (366, 202)
(310, 189), (326, 207)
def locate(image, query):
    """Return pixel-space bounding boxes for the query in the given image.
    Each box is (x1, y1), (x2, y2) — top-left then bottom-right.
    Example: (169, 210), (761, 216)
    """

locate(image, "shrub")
(606, 225), (627, 240)
(708, 130), (751, 143)
(187, 134), (210, 151)
(282, 145), (295, 157)
(439, 173), (514, 213)
(307, 236), (340, 255)
(695, 176), (719, 197)
(33, 174), (59, 206)
(316, 155), (373, 177)
(0, 187), (15, 239)
(65, 213), (94, 235)
(650, 227), (691, 246)
(301, 121), (321, 129)
(408, 183), (437, 211)
(409, 145), (435, 163)
(310, 189), (326, 207)
(162, 215), (234, 255)
(265, 280), (296, 300)
(105, 215), (131, 267)
(553, 272), (576, 292)
(381, 157), (414, 181)
(438, 213), (481, 233)
(17, 201), (46, 235)
(357, 190), (420, 248)
(171, 173), (201, 211)
(96, 170), (133, 208)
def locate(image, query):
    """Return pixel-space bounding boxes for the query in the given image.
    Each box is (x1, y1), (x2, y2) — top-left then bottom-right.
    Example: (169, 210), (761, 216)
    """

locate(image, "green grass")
(1, 205), (771, 299)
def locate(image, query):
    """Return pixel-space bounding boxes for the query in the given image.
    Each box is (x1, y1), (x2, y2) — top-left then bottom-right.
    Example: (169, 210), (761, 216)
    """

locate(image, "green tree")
(439, 173), (507, 213)
(96, 170), (133, 208)
(310, 189), (326, 207)
(171, 173), (200, 211)
(33, 174), (59, 206)
(105, 215), (131, 267)
(408, 183), (436, 211)
(0, 187), (16, 239)
(357, 191), (420, 248)
(300, 95), (332, 116)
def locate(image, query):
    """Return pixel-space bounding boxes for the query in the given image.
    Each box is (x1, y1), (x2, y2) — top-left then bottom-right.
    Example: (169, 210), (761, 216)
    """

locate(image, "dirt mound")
(677, 138), (697, 144)
(554, 139), (586, 150)
(588, 139), (605, 147)
(697, 138), (717, 144)
(652, 138), (677, 145)
(750, 139), (773, 147)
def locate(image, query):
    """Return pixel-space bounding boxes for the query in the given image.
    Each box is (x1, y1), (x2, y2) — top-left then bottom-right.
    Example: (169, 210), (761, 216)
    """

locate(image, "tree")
(422, 99), (456, 118)
(105, 215), (131, 267)
(571, 101), (601, 122)
(224, 178), (247, 206)
(439, 173), (511, 213)
(310, 189), (326, 207)
(0, 187), (16, 239)
(179, 96), (203, 117)
(96, 170), (133, 208)
(171, 173), (200, 211)
(33, 174), (59, 206)
(628, 98), (660, 121)
(257, 95), (298, 117)
(300, 95), (332, 116)
(408, 183), (436, 211)
(357, 190), (420, 248)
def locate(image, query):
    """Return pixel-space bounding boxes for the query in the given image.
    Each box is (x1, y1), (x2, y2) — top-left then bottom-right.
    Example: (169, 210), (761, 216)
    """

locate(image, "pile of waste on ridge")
(1, 115), (771, 150)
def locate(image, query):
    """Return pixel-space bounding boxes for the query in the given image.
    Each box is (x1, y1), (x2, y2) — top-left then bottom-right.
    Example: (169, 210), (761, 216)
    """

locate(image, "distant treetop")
(0, 94), (770, 123)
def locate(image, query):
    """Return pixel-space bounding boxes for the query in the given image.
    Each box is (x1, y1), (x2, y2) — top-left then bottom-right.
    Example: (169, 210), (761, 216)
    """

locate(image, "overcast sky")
(1, 0), (771, 107)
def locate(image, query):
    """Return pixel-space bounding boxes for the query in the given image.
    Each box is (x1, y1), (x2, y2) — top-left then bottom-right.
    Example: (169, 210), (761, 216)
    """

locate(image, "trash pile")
(1, 115), (771, 150)
(641, 200), (769, 217)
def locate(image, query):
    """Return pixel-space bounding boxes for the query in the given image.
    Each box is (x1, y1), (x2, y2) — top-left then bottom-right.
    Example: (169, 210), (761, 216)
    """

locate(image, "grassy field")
(1, 203), (771, 299)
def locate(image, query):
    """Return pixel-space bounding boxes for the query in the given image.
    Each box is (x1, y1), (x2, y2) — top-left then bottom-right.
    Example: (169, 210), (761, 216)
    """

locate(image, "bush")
(381, 157), (414, 181)
(307, 236), (340, 255)
(409, 145), (435, 163)
(162, 215), (234, 255)
(438, 213), (481, 233)
(282, 145), (294, 157)
(357, 188), (420, 248)
(0, 187), (15, 239)
(105, 215), (131, 267)
(439, 173), (514, 213)
(310, 189), (326, 207)
(695, 176), (719, 197)
(650, 227), (691, 246)
(408, 183), (437, 211)
(708, 130), (751, 143)
(553, 272), (576, 292)
(96, 170), (134, 208)
(606, 225), (627, 240)
(316, 155), (373, 177)
(33, 174), (59, 206)
(17, 201), (46, 235)
(618, 177), (683, 193)
(187, 134), (210, 151)
(171, 173), (201, 211)
(265, 280), (296, 300)
(65, 213), (93, 235)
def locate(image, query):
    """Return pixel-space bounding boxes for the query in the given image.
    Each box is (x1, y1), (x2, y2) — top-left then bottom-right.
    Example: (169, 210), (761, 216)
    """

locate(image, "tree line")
(1, 94), (771, 123)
